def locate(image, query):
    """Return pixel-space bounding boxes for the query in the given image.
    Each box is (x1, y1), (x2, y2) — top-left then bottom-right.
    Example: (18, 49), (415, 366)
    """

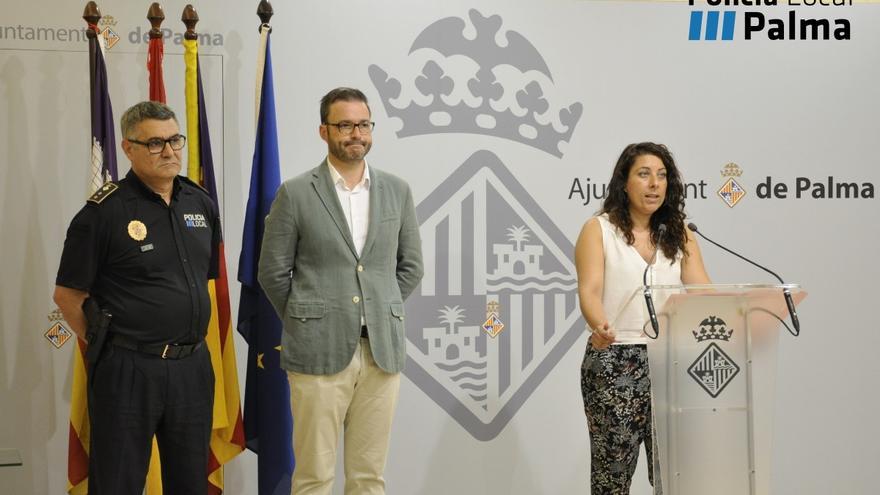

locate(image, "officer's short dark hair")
(319, 87), (370, 123)
(121, 101), (178, 139)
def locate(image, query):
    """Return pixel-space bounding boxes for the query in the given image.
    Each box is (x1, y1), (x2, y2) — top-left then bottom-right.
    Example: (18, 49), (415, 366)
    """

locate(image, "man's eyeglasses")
(324, 121), (375, 135)
(128, 135), (187, 154)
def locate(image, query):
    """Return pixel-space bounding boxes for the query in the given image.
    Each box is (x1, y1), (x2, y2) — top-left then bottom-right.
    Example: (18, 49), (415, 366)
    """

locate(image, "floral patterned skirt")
(581, 341), (661, 494)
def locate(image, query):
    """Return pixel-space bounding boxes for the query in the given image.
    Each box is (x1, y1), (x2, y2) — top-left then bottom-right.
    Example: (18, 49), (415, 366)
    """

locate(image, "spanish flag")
(184, 36), (246, 494)
(141, 22), (246, 495)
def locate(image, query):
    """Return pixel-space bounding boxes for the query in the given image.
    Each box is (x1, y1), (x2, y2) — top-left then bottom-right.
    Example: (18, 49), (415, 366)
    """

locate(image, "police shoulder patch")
(179, 176), (210, 195)
(87, 181), (119, 204)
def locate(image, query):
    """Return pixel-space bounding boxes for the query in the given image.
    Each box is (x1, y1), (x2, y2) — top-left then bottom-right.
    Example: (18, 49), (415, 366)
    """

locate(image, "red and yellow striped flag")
(184, 36), (246, 494)
(142, 25), (245, 495)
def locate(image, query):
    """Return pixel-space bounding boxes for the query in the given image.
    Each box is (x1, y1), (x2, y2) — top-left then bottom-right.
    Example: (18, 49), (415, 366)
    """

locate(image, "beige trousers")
(288, 338), (400, 495)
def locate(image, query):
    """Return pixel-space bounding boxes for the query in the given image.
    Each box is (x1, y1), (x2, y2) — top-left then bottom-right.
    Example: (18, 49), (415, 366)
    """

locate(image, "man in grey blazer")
(258, 87), (423, 495)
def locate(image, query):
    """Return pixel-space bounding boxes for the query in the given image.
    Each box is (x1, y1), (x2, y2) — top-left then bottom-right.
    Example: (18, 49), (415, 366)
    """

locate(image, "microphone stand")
(687, 223), (800, 336)
(643, 224), (666, 339)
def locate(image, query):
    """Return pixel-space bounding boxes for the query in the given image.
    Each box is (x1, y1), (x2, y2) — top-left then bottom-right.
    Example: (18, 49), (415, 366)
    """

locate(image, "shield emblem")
(405, 150), (584, 441)
(687, 343), (741, 398)
(718, 177), (746, 208)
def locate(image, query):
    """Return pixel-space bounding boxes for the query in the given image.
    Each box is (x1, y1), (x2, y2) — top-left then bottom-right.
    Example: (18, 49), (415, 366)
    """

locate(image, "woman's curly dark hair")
(600, 142), (688, 261)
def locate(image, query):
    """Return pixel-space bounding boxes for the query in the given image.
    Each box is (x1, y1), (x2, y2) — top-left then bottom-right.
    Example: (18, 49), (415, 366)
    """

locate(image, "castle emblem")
(718, 162), (746, 208)
(404, 151), (582, 440)
(368, 9), (583, 158)
(371, 10), (586, 441)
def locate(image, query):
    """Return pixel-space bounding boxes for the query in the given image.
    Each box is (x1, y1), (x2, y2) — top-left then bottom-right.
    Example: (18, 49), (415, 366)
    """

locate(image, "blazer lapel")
(311, 161), (358, 258)
(360, 170), (382, 259)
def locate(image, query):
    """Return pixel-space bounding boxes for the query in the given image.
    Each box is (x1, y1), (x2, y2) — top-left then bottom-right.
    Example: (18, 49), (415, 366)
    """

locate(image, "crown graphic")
(368, 9), (583, 158)
(721, 162), (743, 177)
(692, 316), (734, 342)
(486, 300), (500, 314)
(48, 308), (65, 322)
(99, 15), (118, 28)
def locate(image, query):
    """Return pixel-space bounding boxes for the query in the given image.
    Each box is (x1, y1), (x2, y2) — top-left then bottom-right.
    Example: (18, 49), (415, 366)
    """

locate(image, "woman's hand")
(590, 322), (615, 350)
(577, 218), (614, 350)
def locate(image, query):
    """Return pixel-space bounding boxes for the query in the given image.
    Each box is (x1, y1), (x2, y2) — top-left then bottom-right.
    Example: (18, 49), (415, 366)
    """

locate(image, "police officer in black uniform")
(54, 101), (220, 495)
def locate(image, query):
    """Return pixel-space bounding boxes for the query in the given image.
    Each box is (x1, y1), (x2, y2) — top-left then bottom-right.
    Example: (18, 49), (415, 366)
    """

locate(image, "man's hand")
(53, 286), (89, 341)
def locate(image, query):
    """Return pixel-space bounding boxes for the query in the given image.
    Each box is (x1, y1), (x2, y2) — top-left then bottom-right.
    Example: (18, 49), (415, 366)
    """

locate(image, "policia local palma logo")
(687, 0), (853, 41)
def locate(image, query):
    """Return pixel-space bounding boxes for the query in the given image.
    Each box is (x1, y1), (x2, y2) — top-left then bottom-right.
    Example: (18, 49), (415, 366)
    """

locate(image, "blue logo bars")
(689, 11), (737, 40)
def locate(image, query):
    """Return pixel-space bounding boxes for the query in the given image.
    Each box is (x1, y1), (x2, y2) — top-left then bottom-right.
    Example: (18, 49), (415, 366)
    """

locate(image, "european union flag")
(236, 28), (293, 495)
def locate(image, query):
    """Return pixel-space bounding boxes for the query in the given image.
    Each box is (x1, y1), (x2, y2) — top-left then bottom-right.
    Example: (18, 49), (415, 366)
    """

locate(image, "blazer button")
(398, 316), (404, 321)
(300, 318), (307, 322)
(357, 265), (364, 272)
(352, 296), (360, 304)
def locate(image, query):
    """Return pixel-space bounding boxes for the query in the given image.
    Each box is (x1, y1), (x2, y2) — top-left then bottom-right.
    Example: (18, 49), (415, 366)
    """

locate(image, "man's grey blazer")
(258, 161), (423, 375)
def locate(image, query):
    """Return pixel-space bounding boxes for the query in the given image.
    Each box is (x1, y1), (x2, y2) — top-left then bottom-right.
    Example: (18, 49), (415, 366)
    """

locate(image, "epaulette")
(87, 181), (119, 204)
(179, 175), (211, 195)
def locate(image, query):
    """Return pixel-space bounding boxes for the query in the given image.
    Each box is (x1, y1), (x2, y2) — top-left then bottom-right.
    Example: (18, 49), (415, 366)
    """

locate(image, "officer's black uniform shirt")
(56, 170), (221, 345)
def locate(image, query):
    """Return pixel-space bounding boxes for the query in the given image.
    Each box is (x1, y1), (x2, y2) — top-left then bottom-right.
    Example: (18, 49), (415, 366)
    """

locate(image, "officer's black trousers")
(87, 342), (215, 495)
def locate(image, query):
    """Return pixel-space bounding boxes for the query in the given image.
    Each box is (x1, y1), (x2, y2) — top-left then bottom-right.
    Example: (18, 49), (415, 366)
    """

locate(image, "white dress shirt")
(327, 158), (371, 257)
(328, 158), (370, 325)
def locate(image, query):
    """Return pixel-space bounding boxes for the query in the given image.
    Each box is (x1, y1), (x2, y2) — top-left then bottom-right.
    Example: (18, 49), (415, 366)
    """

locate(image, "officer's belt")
(361, 325), (369, 339)
(108, 334), (203, 359)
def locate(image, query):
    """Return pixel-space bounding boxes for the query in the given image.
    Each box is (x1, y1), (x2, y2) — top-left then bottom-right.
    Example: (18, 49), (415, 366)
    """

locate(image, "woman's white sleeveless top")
(596, 214), (682, 345)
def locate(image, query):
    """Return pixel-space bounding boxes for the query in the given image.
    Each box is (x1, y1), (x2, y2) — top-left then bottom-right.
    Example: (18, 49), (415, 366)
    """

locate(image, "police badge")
(127, 220), (147, 241)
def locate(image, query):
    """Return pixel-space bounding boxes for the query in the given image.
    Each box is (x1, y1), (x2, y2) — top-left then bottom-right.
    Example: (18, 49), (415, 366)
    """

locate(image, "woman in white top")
(575, 143), (710, 494)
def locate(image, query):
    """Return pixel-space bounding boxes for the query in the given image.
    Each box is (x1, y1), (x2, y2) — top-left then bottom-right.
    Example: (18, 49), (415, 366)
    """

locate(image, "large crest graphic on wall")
(369, 9), (585, 441)
(404, 151), (583, 440)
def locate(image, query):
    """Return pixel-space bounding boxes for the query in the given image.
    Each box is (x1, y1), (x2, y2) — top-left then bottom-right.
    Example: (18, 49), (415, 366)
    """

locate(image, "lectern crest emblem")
(687, 343), (741, 398)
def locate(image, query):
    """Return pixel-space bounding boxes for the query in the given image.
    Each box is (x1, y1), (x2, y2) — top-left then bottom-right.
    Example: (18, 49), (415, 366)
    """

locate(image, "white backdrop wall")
(1, 1), (878, 494)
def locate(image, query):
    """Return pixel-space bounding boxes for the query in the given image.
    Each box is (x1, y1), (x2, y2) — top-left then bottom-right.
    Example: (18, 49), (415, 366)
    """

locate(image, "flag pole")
(182, 4), (198, 40)
(181, 6), (246, 493)
(70, 4), (116, 493)
(82, 2), (99, 94)
(258, 0), (274, 29)
(239, 2), (294, 492)
(147, 2), (166, 103)
(143, 5), (168, 495)
(182, 4), (202, 183)
(253, 1), (273, 127)
(82, 2), (100, 191)
(147, 2), (165, 37)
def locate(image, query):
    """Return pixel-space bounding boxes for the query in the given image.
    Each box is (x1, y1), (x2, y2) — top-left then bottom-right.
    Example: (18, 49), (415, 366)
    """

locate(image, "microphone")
(643, 224), (667, 339)
(687, 222), (800, 335)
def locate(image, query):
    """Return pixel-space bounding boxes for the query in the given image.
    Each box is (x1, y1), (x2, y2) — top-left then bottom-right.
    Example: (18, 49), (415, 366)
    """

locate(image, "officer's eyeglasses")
(324, 121), (375, 135)
(128, 134), (187, 154)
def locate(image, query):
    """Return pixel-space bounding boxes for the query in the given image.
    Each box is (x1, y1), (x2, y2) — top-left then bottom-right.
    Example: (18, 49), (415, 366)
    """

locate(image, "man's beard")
(331, 138), (371, 162)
